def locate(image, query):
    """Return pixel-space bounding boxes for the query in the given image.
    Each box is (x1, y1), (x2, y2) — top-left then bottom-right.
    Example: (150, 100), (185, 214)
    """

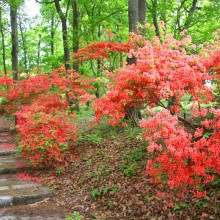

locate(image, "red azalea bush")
(140, 108), (220, 197)
(0, 67), (94, 168)
(15, 96), (77, 168)
(94, 29), (220, 196)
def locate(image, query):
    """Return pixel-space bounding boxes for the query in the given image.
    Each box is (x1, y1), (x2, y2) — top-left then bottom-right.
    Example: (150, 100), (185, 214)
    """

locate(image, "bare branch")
(35, 0), (55, 4)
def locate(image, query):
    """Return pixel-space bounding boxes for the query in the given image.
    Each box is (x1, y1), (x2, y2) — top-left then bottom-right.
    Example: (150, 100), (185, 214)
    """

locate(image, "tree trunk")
(51, 13), (55, 56)
(10, 5), (19, 80)
(151, 0), (161, 40)
(54, 0), (70, 70)
(184, 0), (198, 29)
(0, 7), (7, 75)
(72, 0), (79, 71)
(126, 0), (146, 126)
(128, 0), (139, 33)
(138, 0), (146, 36)
(161, 0), (167, 33)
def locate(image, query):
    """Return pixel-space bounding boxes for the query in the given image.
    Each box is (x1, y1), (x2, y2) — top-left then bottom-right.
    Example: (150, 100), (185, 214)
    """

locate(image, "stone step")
(0, 131), (11, 137)
(0, 155), (30, 174)
(0, 135), (14, 143)
(0, 143), (17, 155)
(0, 215), (63, 220)
(0, 175), (52, 207)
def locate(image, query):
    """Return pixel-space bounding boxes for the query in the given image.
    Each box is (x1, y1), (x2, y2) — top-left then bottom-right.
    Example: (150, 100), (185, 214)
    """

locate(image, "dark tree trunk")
(72, 0), (79, 71)
(138, 0), (146, 36)
(127, 0), (138, 65)
(54, 0), (70, 70)
(10, 5), (19, 80)
(184, 0), (198, 29)
(128, 0), (139, 33)
(18, 15), (28, 73)
(0, 7), (7, 75)
(51, 13), (55, 56)
(151, 0), (161, 40)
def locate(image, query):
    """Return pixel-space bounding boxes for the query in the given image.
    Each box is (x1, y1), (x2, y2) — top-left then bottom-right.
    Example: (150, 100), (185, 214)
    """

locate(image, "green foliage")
(111, 185), (119, 193)
(195, 201), (208, 209)
(65, 211), (83, 220)
(126, 146), (146, 162)
(102, 187), (109, 195)
(119, 163), (138, 177)
(91, 189), (101, 200)
(119, 146), (147, 177)
(81, 133), (103, 145)
(173, 203), (188, 211)
(91, 185), (119, 200)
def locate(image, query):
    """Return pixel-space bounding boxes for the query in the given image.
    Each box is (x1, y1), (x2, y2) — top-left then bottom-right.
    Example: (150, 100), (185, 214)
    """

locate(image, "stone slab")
(0, 143), (17, 156)
(0, 155), (30, 174)
(0, 176), (52, 207)
(0, 132), (11, 137)
(0, 215), (63, 220)
(0, 134), (14, 143)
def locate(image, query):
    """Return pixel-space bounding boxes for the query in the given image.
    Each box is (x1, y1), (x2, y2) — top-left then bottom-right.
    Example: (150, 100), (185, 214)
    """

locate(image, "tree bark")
(54, 0), (70, 70)
(0, 7), (7, 75)
(138, 0), (146, 36)
(184, 0), (198, 29)
(128, 0), (139, 33)
(126, 0), (147, 126)
(51, 13), (55, 56)
(151, 0), (161, 40)
(10, 5), (19, 80)
(72, 0), (79, 71)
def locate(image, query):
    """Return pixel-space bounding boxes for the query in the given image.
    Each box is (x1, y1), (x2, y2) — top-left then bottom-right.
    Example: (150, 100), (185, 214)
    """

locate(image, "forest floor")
(0, 116), (219, 220)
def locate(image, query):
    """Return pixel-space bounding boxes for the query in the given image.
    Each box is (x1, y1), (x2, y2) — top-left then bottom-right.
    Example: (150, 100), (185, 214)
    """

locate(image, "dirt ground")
(1, 135), (219, 220)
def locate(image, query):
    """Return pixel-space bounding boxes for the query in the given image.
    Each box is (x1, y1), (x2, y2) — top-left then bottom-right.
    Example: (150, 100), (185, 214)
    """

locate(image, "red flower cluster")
(72, 41), (133, 61)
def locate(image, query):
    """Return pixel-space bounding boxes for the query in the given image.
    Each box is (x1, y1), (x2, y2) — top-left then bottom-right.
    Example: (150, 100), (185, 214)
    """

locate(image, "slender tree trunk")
(51, 13), (54, 56)
(161, 0), (167, 33)
(54, 0), (70, 70)
(10, 5), (19, 80)
(151, 0), (161, 40)
(72, 0), (79, 71)
(184, 0), (198, 29)
(0, 7), (7, 75)
(18, 15), (28, 73)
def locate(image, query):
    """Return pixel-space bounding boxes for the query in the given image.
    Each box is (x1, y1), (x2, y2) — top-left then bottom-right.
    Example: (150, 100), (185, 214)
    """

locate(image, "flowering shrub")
(94, 29), (220, 196)
(140, 109), (220, 197)
(15, 98), (77, 168)
(0, 68), (94, 168)
(94, 34), (214, 125)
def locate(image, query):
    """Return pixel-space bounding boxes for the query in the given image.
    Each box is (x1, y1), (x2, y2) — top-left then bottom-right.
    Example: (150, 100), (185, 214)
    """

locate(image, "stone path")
(0, 129), (52, 208)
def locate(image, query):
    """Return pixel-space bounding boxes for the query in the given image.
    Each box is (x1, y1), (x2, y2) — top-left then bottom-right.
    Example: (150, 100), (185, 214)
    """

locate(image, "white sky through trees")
(25, 0), (40, 18)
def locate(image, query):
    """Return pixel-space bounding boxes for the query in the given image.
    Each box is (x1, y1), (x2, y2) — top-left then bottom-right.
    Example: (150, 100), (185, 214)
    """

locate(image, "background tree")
(0, 4), (7, 75)
(9, 0), (19, 80)
(54, 0), (70, 70)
